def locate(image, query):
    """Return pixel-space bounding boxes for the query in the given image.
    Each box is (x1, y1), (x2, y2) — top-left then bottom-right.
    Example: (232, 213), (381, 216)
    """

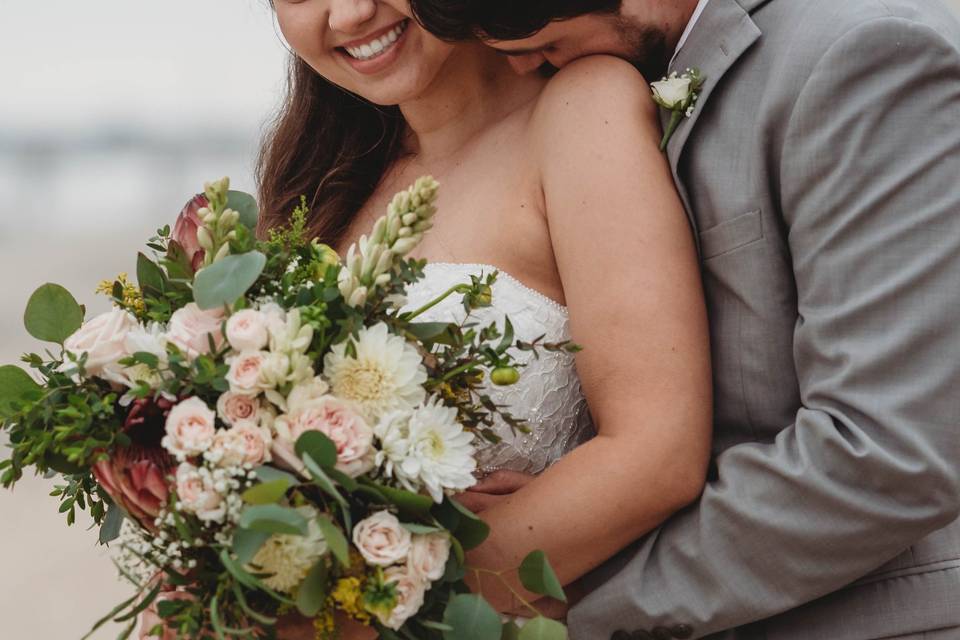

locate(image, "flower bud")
(214, 243), (230, 263)
(491, 367), (520, 386)
(348, 287), (368, 308)
(197, 226), (215, 252)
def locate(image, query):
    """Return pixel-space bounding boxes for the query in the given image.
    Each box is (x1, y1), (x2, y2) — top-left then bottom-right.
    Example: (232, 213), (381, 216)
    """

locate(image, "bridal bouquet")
(0, 178), (571, 640)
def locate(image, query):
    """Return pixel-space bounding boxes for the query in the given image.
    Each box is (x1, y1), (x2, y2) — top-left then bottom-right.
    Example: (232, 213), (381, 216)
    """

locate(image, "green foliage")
(517, 617), (568, 640)
(241, 479), (292, 505)
(193, 251), (267, 310)
(23, 283), (84, 344)
(315, 514), (350, 565)
(238, 504), (309, 536)
(295, 431), (338, 469)
(227, 190), (260, 231)
(442, 594), (502, 640)
(518, 551), (566, 603)
(295, 560), (330, 617)
(0, 365), (41, 418)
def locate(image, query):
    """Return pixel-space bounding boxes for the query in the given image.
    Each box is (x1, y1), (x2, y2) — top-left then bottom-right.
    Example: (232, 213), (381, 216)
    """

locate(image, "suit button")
(671, 624), (694, 639)
(652, 628), (673, 640)
(612, 631), (632, 640)
(630, 632), (654, 640)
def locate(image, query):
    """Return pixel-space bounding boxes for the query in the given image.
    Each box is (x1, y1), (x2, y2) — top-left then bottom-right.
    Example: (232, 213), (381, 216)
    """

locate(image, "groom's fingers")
(456, 491), (502, 513)
(471, 470), (536, 495)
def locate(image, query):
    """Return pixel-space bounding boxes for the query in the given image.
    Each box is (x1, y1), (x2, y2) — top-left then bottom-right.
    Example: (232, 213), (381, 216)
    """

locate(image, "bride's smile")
(275, 0), (459, 106)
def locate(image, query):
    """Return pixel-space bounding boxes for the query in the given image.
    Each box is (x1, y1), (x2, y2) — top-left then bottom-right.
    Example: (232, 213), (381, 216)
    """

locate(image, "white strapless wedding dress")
(405, 263), (595, 475)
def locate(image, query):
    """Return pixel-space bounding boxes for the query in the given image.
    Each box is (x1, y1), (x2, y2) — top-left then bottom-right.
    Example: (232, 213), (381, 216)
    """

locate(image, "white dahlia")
(247, 506), (328, 593)
(374, 398), (477, 503)
(323, 323), (427, 422)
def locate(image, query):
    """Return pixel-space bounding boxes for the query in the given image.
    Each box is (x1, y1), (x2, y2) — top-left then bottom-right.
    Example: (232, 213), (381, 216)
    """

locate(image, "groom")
(411, 0), (960, 638)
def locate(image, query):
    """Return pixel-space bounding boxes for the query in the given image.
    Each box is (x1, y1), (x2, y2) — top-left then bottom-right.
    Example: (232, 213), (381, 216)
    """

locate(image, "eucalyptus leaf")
(136, 252), (167, 295)
(23, 283), (84, 344)
(193, 251), (267, 310)
(296, 560), (330, 617)
(238, 504), (308, 536)
(407, 322), (458, 346)
(0, 365), (41, 417)
(315, 514), (350, 566)
(253, 465), (299, 486)
(517, 617), (567, 640)
(232, 528), (271, 564)
(227, 190), (260, 231)
(367, 481), (433, 518)
(242, 478), (292, 505)
(99, 502), (125, 545)
(518, 551), (566, 602)
(302, 453), (348, 509)
(442, 594), (502, 640)
(501, 621), (522, 640)
(295, 431), (338, 469)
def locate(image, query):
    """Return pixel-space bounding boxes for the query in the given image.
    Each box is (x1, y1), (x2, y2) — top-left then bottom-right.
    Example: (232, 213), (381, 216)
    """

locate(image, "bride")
(146, 0), (711, 637)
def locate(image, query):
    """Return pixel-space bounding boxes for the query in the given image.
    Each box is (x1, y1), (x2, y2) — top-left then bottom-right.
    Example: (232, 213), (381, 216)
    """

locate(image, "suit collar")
(661, 0), (764, 176)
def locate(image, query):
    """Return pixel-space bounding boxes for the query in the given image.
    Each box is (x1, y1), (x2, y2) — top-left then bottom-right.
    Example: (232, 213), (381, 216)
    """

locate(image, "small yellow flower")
(331, 577), (372, 624)
(96, 273), (145, 316)
(313, 609), (336, 640)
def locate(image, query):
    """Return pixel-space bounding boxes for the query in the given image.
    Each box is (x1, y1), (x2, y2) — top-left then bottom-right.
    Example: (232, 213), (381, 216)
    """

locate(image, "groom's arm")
(568, 15), (960, 640)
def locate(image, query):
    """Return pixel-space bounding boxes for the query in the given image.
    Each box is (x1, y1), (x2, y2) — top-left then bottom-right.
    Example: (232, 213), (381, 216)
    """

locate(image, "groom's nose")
(328, 0), (377, 33)
(507, 52), (549, 75)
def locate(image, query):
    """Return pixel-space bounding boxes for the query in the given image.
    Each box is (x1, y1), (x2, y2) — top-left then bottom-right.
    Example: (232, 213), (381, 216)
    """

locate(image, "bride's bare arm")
(466, 55), (712, 612)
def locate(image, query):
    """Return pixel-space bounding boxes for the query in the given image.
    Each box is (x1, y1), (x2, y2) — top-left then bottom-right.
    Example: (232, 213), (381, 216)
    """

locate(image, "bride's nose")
(328, 0), (377, 33)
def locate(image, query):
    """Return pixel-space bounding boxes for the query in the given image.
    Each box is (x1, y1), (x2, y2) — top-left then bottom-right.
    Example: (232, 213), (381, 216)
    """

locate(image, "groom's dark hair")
(410, 0), (623, 41)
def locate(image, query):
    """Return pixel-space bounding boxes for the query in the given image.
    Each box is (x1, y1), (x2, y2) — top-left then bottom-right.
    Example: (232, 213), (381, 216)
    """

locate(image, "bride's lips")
(337, 19), (410, 75)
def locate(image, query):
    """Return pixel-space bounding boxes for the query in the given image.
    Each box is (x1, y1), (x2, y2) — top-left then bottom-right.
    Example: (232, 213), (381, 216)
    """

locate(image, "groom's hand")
(458, 470), (535, 513)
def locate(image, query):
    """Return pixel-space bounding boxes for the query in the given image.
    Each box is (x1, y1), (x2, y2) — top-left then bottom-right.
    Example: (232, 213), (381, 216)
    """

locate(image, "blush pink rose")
(226, 351), (267, 394)
(277, 396), (374, 478)
(209, 423), (272, 468)
(172, 194), (208, 272)
(162, 397), (217, 458)
(167, 304), (225, 360)
(226, 309), (269, 352)
(407, 533), (451, 583)
(175, 462), (225, 522)
(216, 391), (260, 427)
(378, 565), (428, 630)
(63, 309), (140, 378)
(352, 510), (412, 567)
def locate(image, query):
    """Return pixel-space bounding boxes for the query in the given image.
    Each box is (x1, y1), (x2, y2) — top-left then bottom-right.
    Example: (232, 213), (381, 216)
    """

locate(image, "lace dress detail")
(404, 263), (595, 475)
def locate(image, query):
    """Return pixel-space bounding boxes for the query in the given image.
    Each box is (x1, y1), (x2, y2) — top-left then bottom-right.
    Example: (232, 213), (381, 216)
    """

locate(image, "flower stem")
(403, 284), (469, 321)
(660, 110), (685, 152)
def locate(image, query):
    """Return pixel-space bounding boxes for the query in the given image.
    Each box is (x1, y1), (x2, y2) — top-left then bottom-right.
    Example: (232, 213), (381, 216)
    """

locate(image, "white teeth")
(343, 21), (407, 62)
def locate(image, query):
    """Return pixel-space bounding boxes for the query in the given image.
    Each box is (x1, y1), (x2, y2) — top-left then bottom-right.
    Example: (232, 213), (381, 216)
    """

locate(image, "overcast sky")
(0, 0), (289, 136)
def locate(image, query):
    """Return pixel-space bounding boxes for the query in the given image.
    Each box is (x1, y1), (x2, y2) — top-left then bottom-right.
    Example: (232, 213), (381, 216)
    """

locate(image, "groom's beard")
(614, 16), (671, 81)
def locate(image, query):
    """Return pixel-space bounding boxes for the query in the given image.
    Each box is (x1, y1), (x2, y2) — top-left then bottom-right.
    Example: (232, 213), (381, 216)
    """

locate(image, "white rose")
(407, 533), (451, 583)
(226, 351), (268, 394)
(175, 462), (225, 522)
(378, 565), (428, 630)
(217, 391), (261, 427)
(162, 397), (217, 457)
(352, 510), (412, 567)
(63, 308), (139, 378)
(226, 309), (269, 352)
(651, 76), (693, 109)
(208, 422), (272, 468)
(167, 303), (226, 360)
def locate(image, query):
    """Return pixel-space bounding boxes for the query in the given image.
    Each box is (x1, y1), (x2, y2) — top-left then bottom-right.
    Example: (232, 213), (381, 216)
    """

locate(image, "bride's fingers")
(471, 470), (535, 495)
(455, 491), (504, 513)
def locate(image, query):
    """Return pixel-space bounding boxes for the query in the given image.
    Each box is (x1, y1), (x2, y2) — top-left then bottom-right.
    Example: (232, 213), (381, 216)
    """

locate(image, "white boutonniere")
(651, 68), (706, 151)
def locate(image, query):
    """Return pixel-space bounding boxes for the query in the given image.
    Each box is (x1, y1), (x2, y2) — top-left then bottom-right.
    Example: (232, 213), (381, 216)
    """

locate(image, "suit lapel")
(661, 0), (765, 183)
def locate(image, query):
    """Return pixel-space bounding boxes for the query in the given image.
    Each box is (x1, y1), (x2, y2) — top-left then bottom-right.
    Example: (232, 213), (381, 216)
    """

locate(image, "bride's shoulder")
(532, 55), (657, 130)
(528, 55), (662, 172)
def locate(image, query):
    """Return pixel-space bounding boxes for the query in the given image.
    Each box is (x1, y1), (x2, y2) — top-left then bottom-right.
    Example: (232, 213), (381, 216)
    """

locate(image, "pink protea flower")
(172, 194), (208, 272)
(93, 445), (173, 528)
(93, 397), (177, 529)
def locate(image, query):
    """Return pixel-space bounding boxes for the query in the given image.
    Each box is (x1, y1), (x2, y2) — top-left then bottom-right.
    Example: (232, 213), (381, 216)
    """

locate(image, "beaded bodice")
(404, 263), (595, 475)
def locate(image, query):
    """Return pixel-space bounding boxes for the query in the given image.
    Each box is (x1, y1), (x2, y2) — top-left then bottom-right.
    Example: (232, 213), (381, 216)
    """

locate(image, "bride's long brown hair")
(256, 54), (406, 244)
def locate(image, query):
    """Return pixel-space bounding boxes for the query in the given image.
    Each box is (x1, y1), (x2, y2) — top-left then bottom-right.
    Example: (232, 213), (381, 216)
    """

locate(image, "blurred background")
(2, 1), (959, 638)
(0, 1), (287, 637)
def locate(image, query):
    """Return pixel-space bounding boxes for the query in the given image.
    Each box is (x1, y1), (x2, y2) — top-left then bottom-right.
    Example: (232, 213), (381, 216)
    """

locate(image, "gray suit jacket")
(567, 1), (960, 638)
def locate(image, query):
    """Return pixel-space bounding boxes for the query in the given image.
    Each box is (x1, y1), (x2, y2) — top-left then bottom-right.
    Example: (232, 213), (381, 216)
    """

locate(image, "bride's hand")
(457, 470), (535, 513)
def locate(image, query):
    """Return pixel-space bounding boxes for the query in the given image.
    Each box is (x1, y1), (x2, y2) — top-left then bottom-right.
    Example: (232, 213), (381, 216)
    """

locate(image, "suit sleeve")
(568, 16), (960, 639)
